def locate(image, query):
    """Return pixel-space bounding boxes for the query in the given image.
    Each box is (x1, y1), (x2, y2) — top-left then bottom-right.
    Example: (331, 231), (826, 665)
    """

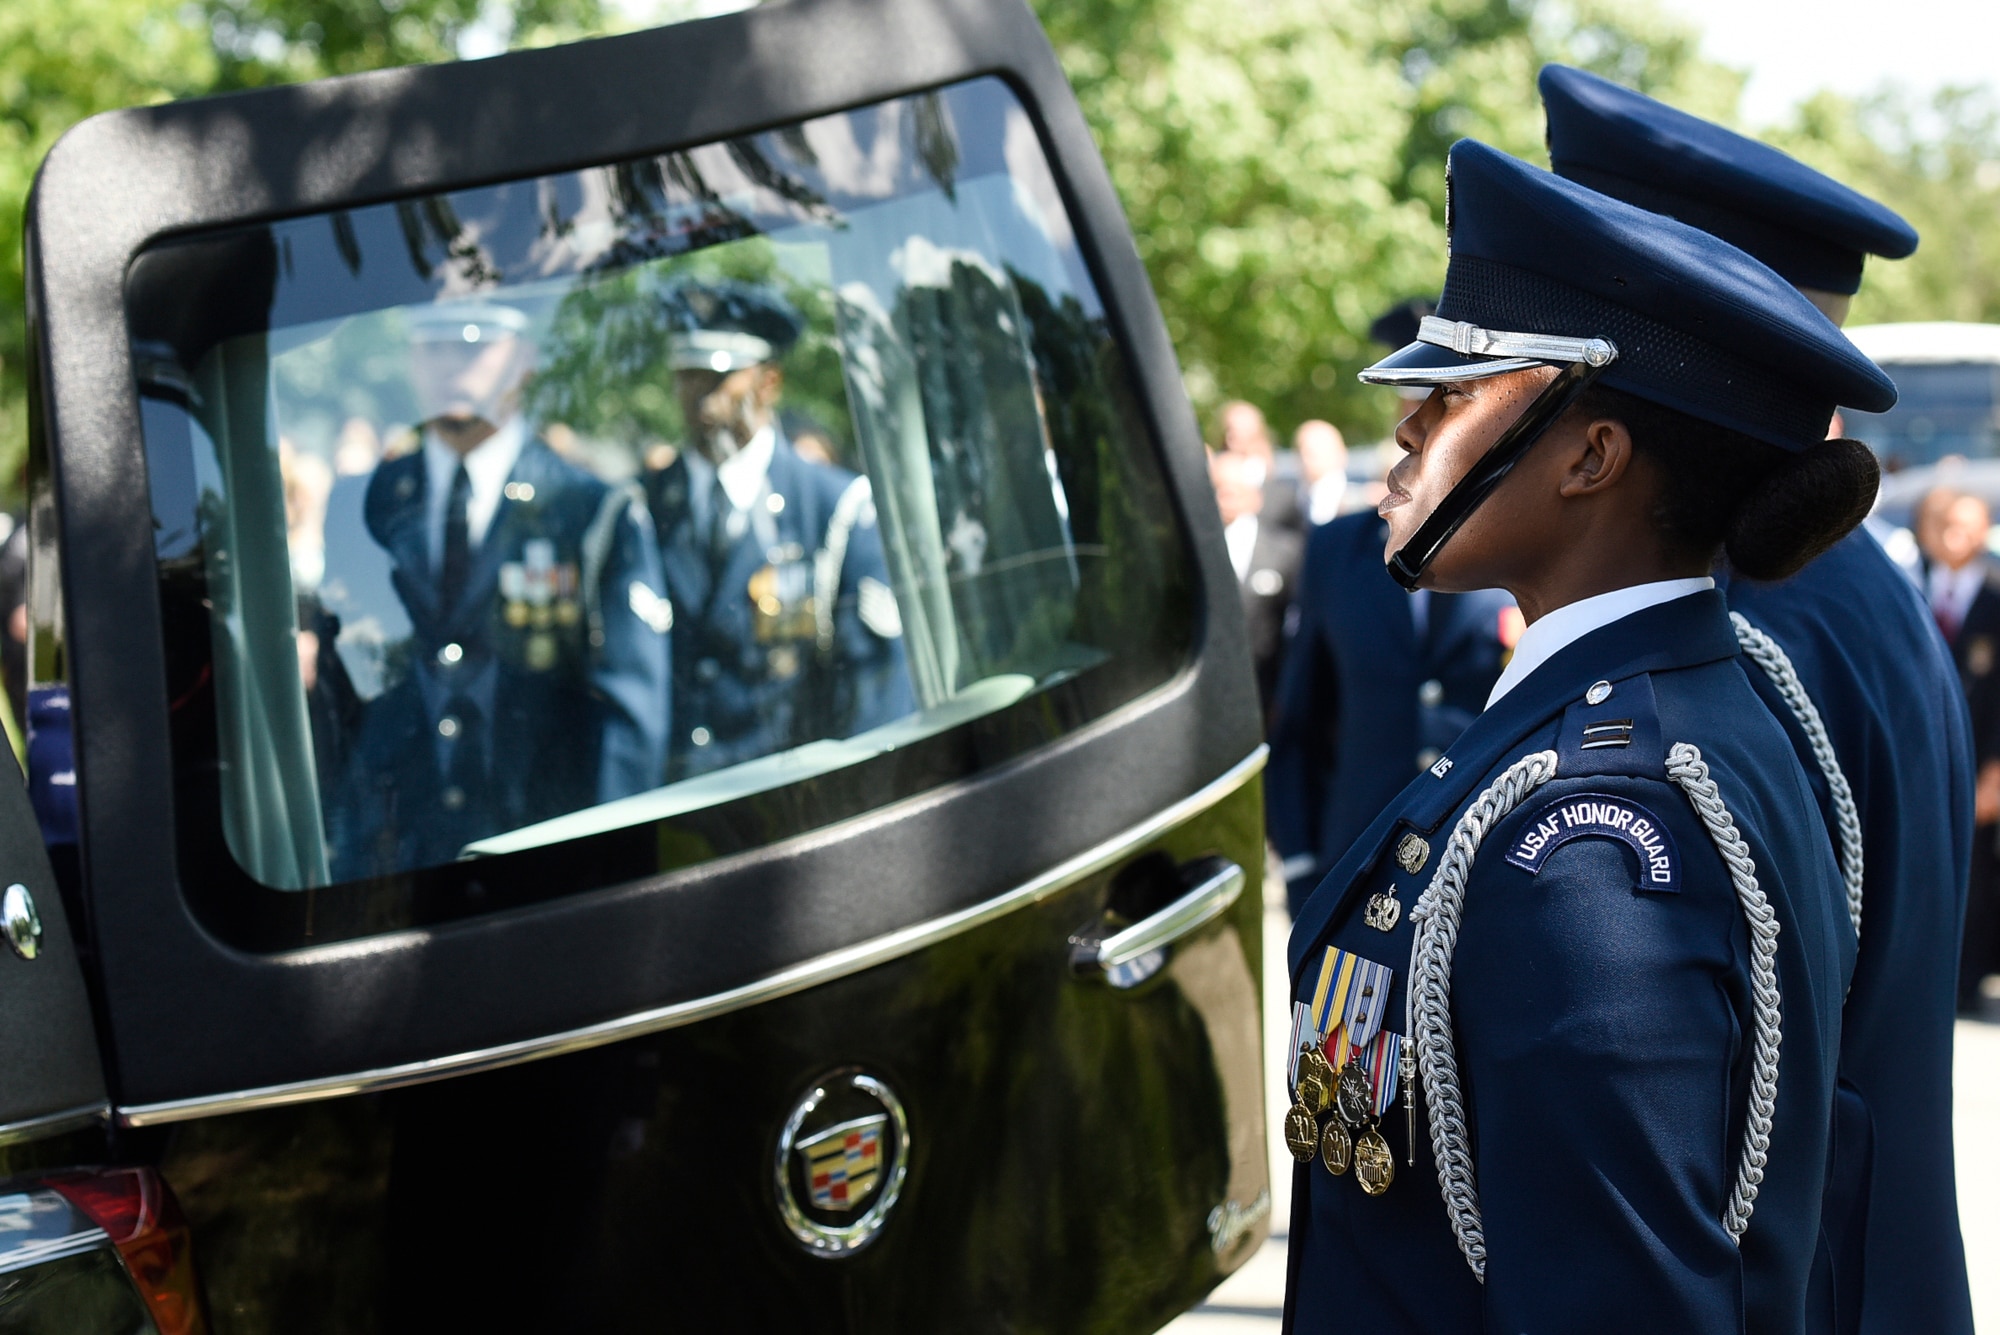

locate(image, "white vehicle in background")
(1844, 322), (2000, 533)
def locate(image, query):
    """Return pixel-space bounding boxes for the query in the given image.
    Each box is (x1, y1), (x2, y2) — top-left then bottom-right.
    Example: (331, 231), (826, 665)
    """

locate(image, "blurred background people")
(1217, 399), (1304, 536)
(1209, 447), (1301, 718)
(1293, 419), (1349, 526)
(1922, 486), (2000, 1009)
(641, 279), (912, 783)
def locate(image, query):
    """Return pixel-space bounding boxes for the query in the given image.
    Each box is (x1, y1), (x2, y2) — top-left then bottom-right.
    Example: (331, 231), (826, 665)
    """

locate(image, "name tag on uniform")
(1503, 791), (1680, 893)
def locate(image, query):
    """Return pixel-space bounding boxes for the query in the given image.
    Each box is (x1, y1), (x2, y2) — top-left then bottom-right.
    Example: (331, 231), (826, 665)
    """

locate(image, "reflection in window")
(132, 78), (1190, 895)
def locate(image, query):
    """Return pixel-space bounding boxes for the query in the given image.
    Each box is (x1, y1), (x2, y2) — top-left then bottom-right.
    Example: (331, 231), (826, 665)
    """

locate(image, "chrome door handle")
(1074, 858), (1245, 983)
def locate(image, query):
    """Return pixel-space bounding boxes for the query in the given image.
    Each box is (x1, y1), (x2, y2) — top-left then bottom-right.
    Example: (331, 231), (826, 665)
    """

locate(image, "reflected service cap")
(1359, 140), (1897, 451)
(404, 300), (533, 345)
(659, 279), (804, 373)
(1540, 64), (1918, 296)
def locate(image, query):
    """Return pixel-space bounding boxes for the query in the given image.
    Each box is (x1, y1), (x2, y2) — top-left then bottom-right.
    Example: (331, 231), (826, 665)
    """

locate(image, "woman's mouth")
(1378, 485), (1411, 516)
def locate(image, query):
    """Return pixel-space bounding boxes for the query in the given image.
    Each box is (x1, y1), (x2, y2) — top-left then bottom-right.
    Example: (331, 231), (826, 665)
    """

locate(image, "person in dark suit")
(1264, 510), (1514, 914)
(1919, 488), (2000, 1007)
(643, 279), (912, 782)
(327, 301), (671, 879)
(1541, 63), (1976, 1333)
(1210, 448), (1302, 717)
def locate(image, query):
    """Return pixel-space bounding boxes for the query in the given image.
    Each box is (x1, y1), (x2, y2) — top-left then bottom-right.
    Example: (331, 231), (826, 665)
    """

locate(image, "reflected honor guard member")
(1267, 301), (1516, 916)
(643, 279), (913, 781)
(1543, 63), (1976, 1334)
(330, 301), (671, 877)
(1284, 140), (1887, 1333)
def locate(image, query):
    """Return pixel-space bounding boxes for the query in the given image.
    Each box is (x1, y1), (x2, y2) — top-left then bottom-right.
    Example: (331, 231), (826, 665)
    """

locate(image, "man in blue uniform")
(329, 301), (671, 878)
(1541, 64), (1976, 1334)
(1267, 302), (1517, 916)
(642, 279), (912, 782)
(1286, 139), (1886, 1333)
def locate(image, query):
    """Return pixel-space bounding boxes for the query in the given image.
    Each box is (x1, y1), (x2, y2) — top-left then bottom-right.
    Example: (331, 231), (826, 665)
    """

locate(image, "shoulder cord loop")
(1665, 740), (1783, 1242)
(1406, 749), (1561, 1281)
(1729, 611), (1863, 940)
(1407, 740), (1786, 1277)
(814, 475), (874, 652)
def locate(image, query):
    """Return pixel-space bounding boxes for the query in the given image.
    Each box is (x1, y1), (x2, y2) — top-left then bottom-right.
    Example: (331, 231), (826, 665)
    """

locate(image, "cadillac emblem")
(774, 1070), (910, 1256)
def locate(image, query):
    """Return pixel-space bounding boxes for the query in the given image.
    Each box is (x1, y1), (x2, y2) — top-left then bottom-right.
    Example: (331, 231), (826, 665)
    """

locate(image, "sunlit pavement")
(1162, 881), (2000, 1334)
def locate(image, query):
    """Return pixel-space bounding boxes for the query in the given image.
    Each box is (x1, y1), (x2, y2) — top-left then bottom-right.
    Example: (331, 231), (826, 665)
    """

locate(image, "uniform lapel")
(364, 454), (440, 628)
(1287, 590), (1741, 980)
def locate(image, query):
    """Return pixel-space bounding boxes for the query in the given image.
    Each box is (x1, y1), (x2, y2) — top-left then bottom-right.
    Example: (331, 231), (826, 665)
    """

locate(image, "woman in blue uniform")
(1282, 139), (1891, 1333)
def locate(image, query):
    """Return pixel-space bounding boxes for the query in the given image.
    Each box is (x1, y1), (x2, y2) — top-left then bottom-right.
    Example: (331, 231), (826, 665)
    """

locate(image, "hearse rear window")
(129, 77), (1193, 945)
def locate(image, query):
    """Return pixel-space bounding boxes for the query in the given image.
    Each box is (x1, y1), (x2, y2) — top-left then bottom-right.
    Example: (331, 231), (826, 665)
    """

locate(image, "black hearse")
(0, 1), (1270, 1328)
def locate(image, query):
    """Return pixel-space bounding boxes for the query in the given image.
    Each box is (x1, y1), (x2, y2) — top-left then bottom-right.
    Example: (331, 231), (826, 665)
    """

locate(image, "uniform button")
(438, 716), (460, 739)
(1585, 679), (1613, 705)
(441, 786), (465, 811)
(438, 642), (464, 666)
(766, 493), (786, 514)
(1416, 747), (1441, 771)
(697, 658), (722, 682)
(503, 481), (536, 502)
(691, 727), (713, 747)
(1418, 678), (1444, 708)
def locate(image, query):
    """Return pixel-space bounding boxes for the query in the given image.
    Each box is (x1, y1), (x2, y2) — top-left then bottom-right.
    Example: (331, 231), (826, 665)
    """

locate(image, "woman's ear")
(1557, 416), (1636, 499)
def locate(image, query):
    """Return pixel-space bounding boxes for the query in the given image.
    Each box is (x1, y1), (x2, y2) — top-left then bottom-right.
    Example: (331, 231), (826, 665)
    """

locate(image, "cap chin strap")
(1385, 349), (1617, 592)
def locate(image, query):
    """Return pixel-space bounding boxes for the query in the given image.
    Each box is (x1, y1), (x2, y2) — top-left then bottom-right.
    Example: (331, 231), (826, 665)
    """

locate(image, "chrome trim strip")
(0, 1103), (109, 1149)
(0, 1228), (110, 1276)
(118, 745), (1268, 1127)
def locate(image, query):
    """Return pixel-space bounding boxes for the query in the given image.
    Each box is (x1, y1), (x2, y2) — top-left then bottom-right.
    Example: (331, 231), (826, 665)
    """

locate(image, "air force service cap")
(1540, 64), (1918, 296)
(658, 278), (805, 373)
(1359, 140), (1896, 452)
(405, 300), (533, 345)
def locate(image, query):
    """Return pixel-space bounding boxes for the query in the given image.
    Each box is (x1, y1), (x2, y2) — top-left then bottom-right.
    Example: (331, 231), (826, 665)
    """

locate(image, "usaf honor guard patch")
(1504, 791), (1681, 892)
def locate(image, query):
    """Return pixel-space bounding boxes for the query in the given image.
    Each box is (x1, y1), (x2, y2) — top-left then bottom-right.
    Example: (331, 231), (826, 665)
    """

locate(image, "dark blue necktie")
(440, 461), (472, 617)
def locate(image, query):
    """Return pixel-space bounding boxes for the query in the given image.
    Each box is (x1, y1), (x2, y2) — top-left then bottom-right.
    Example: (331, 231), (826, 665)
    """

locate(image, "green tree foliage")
(1031, 0), (1744, 444)
(0, 0), (218, 489)
(205, 0), (608, 88)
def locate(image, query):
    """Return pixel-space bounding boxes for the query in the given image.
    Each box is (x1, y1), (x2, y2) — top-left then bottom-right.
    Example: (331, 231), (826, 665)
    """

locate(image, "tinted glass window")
(129, 78), (1192, 944)
(1844, 361), (2000, 469)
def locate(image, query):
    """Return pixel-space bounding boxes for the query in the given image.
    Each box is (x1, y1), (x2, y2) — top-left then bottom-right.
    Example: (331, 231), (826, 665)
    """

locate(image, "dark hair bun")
(1725, 438), (1881, 581)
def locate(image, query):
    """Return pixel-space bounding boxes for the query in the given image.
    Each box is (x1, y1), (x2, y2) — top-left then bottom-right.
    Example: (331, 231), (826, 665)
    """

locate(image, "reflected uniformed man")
(1266, 303), (1517, 916)
(642, 279), (912, 782)
(330, 301), (671, 878)
(1541, 64), (1976, 1334)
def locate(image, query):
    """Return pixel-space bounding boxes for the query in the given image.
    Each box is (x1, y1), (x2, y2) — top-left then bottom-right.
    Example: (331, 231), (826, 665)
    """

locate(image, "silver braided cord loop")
(1406, 749), (1560, 1281)
(1664, 741), (1783, 1242)
(1728, 611), (1863, 940)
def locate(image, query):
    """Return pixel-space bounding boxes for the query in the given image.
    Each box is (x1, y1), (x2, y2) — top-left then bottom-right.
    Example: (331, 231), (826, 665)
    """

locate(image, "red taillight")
(46, 1167), (207, 1335)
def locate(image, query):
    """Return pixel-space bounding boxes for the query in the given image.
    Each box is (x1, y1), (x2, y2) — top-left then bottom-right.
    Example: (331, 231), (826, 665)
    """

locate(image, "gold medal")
(1283, 1104), (1320, 1162)
(1320, 1118), (1352, 1175)
(1295, 1072), (1330, 1115)
(1335, 1060), (1372, 1127)
(1298, 1045), (1335, 1090)
(1354, 1125), (1395, 1196)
